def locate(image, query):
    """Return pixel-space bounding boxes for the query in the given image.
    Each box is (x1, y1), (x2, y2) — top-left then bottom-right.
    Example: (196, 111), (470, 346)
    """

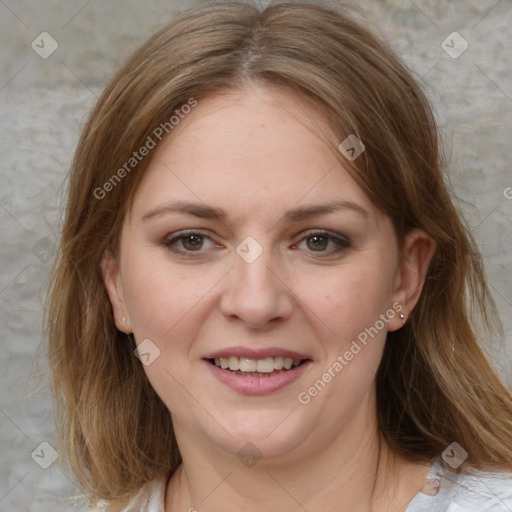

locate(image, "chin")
(201, 411), (311, 463)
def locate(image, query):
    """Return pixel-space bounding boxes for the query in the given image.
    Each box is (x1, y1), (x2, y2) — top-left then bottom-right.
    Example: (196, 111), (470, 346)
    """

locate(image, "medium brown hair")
(47, 1), (512, 509)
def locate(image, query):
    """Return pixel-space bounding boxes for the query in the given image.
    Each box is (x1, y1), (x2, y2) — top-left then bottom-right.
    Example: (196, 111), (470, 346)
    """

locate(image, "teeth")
(256, 357), (275, 373)
(215, 356), (302, 373)
(239, 358), (256, 372)
(228, 356), (240, 371)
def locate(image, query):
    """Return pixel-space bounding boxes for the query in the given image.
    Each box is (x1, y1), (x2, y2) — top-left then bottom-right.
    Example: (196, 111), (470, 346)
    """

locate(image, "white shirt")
(90, 458), (512, 511)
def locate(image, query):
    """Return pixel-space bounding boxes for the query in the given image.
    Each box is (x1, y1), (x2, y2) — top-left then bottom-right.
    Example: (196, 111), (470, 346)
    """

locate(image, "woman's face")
(104, 84), (430, 462)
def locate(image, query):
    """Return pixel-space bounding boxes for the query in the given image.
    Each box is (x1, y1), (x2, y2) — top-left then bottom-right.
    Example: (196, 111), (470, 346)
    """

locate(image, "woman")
(47, 1), (512, 511)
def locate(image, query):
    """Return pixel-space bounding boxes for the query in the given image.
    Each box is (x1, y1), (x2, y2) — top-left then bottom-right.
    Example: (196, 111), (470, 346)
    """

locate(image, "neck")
(165, 392), (430, 512)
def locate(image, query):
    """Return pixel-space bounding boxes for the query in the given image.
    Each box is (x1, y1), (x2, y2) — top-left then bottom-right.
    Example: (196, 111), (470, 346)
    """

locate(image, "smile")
(204, 357), (312, 395)
(208, 356), (304, 376)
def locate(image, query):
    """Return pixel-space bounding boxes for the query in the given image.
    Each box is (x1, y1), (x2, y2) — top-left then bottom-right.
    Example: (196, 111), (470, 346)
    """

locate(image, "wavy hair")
(47, 1), (512, 509)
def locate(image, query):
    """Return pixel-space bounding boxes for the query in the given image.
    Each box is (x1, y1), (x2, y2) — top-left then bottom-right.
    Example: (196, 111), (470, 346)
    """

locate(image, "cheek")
(120, 248), (211, 340)
(296, 260), (394, 340)
(121, 256), (235, 384)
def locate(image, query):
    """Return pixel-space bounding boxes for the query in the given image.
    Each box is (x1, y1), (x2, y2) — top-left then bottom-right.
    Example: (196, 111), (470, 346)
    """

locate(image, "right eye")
(163, 230), (220, 255)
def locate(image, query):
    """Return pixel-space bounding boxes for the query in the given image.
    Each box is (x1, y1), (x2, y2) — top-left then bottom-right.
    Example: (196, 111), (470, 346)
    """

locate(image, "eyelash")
(163, 229), (351, 257)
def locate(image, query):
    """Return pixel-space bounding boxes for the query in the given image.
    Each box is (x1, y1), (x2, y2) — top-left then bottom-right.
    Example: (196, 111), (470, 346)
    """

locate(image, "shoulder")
(86, 476), (167, 512)
(408, 459), (512, 512)
(449, 467), (512, 510)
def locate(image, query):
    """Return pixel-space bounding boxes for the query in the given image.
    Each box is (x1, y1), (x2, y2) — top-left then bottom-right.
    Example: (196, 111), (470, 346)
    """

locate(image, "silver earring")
(400, 313), (406, 323)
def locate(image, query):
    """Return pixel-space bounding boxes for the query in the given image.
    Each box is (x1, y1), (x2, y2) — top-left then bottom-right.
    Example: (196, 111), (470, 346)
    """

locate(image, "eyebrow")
(142, 199), (369, 223)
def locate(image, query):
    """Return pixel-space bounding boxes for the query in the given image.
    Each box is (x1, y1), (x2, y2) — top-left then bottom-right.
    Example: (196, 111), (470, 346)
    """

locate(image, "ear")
(101, 249), (133, 333)
(388, 228), (436, 332)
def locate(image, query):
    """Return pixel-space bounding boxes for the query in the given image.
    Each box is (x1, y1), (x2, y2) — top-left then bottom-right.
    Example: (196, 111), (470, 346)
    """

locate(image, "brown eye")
(306, 235), (329, 251)
(163, 231), (216, 255)
(181, 234), (204, 251)
(294, 231), (351, 255)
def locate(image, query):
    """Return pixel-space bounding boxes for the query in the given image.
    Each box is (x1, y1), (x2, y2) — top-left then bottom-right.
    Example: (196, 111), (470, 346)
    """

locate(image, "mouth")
(202, 347), (313, 394)
(205, 356), (309, 377)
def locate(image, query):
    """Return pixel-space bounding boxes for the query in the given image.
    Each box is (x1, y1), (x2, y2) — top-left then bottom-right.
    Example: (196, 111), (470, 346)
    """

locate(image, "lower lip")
(204, 360), (312, 395)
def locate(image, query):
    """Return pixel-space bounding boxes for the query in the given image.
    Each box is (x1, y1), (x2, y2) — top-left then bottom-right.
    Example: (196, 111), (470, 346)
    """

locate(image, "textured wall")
(1, 0), (511, 510)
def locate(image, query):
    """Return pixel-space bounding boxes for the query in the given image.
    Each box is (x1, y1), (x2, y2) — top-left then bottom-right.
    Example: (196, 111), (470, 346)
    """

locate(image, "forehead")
(129, 84), (377, 225)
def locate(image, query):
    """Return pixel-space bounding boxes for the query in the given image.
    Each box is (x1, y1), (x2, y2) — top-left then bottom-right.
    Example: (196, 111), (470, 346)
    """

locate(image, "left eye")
(294, 232), (351, 253)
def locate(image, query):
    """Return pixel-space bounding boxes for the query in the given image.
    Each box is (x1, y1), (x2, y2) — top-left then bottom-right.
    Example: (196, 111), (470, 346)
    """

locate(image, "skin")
(103, 83), (436, 512)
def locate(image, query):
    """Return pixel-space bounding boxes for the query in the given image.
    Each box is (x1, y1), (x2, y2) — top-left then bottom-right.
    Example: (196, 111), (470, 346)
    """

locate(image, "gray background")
(1, 0), (511, 510)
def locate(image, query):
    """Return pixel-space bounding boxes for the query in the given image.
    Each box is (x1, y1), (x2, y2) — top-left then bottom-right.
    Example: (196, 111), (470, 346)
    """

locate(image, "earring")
(122, 317), (126, 323)
(400, 313), (406, 323)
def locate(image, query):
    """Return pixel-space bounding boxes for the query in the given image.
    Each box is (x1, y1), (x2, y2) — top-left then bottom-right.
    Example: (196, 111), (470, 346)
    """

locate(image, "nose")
(219, 243), (294, 329)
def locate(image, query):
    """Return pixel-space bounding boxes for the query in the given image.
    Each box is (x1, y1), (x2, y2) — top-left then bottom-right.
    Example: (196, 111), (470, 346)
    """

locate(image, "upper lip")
(203, 346), (312, 361)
